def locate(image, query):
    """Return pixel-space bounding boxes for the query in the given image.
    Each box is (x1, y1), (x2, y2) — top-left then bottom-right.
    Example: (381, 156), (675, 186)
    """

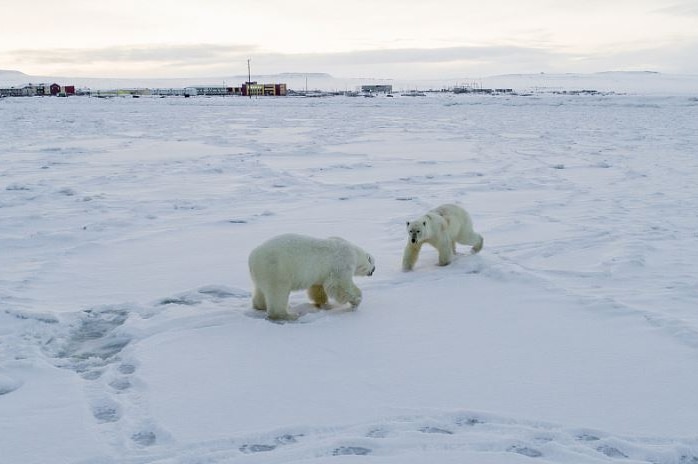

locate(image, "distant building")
(361, 85), (393, 94)
(151, 88), (187, 97)
(184, 86), (230, 96)
(0, 83), (75, 97)
(1, 82), (285, 98)
(242, 82), (287, 96)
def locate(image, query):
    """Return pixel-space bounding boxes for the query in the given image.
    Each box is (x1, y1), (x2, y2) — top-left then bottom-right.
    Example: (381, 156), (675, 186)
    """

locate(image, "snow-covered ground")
(2, 86), (698, 463)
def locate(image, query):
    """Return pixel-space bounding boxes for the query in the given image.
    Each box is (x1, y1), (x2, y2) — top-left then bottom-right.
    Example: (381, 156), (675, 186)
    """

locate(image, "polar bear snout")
(364, 254), (376, 276)
(407, 227), (423, 244)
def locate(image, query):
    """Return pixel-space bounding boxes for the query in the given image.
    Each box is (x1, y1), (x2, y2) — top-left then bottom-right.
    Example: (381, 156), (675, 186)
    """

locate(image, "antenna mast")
(247, 58), (252, 99)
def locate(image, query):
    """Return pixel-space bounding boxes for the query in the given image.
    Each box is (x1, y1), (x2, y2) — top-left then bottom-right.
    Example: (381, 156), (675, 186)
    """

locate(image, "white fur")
(249, 233), (375, 320)
(402, 203), (483, 271)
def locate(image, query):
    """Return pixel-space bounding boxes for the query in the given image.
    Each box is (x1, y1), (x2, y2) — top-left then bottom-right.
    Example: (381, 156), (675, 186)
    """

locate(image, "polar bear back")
(249, 233), (357, 292)
(433, 203), (472, 238)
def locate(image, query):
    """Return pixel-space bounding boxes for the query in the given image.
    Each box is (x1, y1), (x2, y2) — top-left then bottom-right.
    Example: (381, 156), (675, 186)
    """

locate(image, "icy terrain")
(1, 87), (698, 463)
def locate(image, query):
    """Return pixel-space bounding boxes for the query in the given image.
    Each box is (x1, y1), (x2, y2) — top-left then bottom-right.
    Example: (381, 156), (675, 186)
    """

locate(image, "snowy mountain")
(0, 69), (29, 77)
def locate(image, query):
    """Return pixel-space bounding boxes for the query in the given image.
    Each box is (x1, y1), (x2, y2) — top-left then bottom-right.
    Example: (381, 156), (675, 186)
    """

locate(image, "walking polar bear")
(402, 204), (483, 271)
(249, 233), (375, 321)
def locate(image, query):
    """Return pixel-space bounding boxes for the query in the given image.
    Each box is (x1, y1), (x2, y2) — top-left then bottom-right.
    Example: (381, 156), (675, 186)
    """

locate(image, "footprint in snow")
(576, 433), (601, 442)
(333, 446), (372, 456)
(275, 434), (302, 445)
(239, 434), (303, 453)
(419, 426), (454, 434)
(158, 295), (201, 306)
(109, 377), (131, 391)
(240, 444), (276, 454)
(455, 416), (485, 426)
(43, 307), (132, 378)
(0, 375), (22, 396)
(91, 399), (121, 423)
(198, 285), (249, 299)
(117, 363), (136, 375)
(508, 445), (543, 458)
(597, 445), (628, 459)
(159, 286), (249, 306)
(131, 430), (157, 447)
(366, 428), (389, 438)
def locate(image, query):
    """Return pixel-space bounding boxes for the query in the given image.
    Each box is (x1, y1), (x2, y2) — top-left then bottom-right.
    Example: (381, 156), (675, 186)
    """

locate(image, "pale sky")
(2, 0), (698, 79)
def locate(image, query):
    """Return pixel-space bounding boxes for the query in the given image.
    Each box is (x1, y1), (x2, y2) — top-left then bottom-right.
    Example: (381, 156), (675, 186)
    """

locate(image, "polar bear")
(402, 203), (483, 271)
(248, 233), (376, 321)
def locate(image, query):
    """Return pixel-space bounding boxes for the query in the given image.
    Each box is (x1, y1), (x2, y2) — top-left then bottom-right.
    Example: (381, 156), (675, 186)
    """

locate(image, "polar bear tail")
(471, 234), (484, 254)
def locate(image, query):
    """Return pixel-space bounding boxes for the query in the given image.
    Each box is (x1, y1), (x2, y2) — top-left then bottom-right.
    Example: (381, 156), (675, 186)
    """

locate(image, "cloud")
(602, 39), (698, 74)
(6, 44), (259, 66)
(289, 46), (557, 66)
(654, 1), (698, 16)
(6, 43), (554, 66)
(4, 40), (698, 79)
(1, 43), (564, 78)
(246, 45), (566, 78)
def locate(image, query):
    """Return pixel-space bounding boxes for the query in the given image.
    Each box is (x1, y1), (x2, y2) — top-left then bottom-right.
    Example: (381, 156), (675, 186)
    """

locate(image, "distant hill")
(0, 70), (29, 79)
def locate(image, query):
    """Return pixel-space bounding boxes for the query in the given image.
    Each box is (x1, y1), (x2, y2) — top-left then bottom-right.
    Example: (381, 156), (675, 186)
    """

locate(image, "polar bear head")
(406, 213), (439, 244)
(354, 250), (376, 277)
(328, 237), (375, 277)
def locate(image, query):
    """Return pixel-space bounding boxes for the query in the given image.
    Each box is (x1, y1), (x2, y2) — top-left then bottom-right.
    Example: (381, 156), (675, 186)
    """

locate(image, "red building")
(241, 82), (287, 96)
(49, 83), (76, 96)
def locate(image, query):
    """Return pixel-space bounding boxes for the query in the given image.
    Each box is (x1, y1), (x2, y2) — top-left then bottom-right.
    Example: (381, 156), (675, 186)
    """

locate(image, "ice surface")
(2, 87), (698, 463)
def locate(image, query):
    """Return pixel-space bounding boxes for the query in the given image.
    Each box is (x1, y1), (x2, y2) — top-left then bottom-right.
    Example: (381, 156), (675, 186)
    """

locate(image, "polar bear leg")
(252, 287), (267, 311)
(264, 288), (295, 320)
(471, 234), (484, 253)
(436, 238), (454, 266)
(402, 242), (423, 271)
(325, 278), (363, 308)
(455, 228), (484, 254)
(308, 284), (329, 308)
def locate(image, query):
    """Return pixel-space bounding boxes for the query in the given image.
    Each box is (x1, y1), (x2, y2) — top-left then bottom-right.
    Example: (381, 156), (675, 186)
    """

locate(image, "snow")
(2, 79), (698, 463)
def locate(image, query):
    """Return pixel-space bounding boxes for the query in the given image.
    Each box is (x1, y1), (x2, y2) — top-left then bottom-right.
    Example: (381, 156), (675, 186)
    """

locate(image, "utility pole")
(247, 58), (252, 99)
